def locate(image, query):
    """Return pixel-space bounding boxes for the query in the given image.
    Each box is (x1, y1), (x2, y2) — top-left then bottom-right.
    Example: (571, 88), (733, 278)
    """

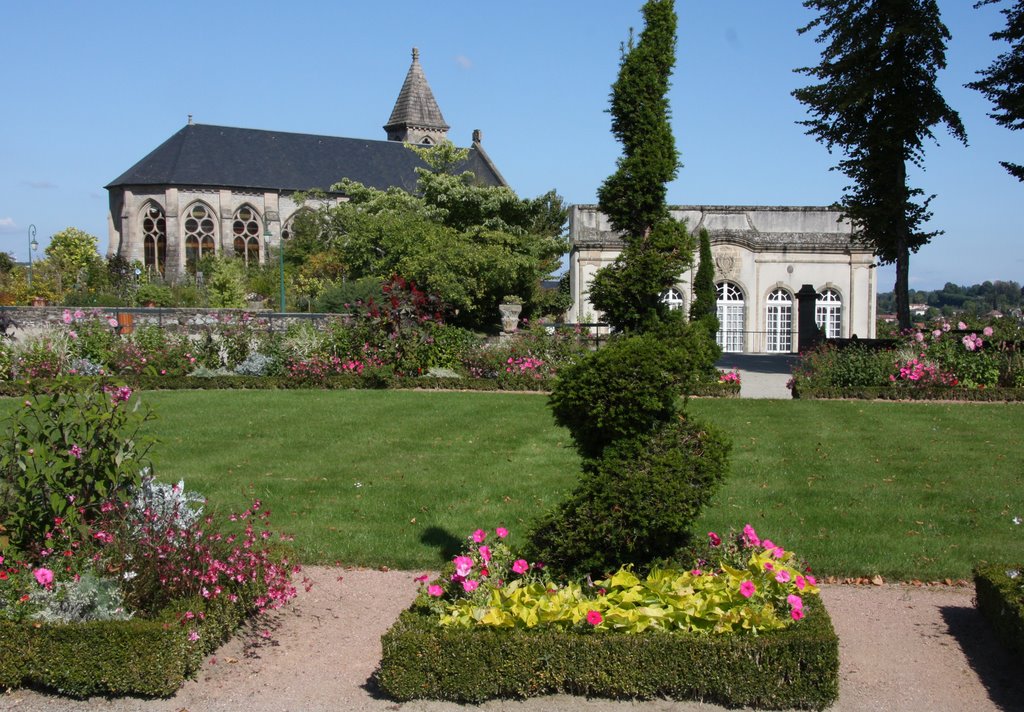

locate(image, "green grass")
(5, 390), (1023, 578)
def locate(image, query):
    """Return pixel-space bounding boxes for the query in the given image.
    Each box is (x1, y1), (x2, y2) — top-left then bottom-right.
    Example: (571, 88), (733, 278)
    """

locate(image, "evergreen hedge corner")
(974, 563), (1024, 656)
(377, 596), (839, 709)
(0, 585), (258, 697)
(790, 384), (1024, 402)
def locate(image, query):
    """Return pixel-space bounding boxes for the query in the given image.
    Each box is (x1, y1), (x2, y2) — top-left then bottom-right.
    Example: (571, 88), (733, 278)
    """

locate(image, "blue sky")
(2, 1), (1020, 291)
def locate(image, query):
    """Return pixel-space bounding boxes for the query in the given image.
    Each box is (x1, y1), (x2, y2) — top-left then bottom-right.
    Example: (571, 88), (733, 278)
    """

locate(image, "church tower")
(384, 48), (450, 144)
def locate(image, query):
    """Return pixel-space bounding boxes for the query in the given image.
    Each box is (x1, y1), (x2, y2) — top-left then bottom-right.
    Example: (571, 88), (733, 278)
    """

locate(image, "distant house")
(909, 303), (929, 316)
(105, 49), (505, 281)
(566, 205), (878, 353)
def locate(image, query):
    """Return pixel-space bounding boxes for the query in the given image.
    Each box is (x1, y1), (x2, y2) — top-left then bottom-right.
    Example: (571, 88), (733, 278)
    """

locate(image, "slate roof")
(384, 48), (449, 134)
(105, 123), (504, 193)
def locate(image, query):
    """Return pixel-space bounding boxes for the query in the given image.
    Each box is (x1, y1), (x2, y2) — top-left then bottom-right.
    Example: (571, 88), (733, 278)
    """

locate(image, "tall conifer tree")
(589, 0), (693, 334)
(968, 0), (1024, 181)
(793, 0), (966, 330)
(689, 228), (718, 338)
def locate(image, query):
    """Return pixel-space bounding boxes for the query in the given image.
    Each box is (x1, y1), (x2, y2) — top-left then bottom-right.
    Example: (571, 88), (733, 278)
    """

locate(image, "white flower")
(354, 482), (363, 488)
(1007, 569), (1020, 580)
(1014, 516), (1022, 526)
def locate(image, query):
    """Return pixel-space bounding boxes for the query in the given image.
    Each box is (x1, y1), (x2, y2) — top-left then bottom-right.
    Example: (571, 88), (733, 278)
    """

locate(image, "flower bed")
(788, 318), (1024, 400)
(974, 562), (1024, 656)
(377, 526), (839, 708)
(0, 381), (304, 696)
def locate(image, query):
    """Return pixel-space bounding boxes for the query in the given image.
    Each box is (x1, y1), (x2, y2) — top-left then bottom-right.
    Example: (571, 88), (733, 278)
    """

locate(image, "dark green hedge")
(0, 587), (256, 697)
(792, 384), (1024, 402)
(974, 563), (1024, 656)
(1, 375), (739, 397)
(377, 597), (839, 709)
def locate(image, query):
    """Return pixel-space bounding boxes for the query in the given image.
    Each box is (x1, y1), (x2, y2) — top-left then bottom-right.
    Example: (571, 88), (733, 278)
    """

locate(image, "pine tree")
(968, 0), (1024, 181)
(590, 0), (693, 334)
(793, 0), (967, 331)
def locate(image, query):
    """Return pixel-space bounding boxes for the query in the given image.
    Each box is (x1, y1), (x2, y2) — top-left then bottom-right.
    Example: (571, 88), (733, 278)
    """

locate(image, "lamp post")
(27, 224), (39, 289)
(264, 221), (285, 313)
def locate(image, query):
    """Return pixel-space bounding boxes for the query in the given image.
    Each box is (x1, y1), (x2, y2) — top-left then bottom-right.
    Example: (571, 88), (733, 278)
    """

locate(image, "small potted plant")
(499, 295), (523, 333)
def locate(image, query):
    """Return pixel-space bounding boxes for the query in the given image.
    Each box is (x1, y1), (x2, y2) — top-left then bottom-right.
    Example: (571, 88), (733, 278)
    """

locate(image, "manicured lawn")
(5, 390), (1023, 578)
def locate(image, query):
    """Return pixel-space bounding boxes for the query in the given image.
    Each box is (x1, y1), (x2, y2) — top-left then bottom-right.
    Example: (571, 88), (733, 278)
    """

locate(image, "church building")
(105, 49), (505, 281)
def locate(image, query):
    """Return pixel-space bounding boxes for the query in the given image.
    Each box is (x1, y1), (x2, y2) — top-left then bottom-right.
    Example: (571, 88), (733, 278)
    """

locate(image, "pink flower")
(761, 539), (775, 550)
(958, 321), (967, 330)
(74, 309), (84, 319)
(414, 574), (429, 583)
(742, 524), (760, 547)
(708, 532), (721, 547)
(34, 568), (54, 586)
(691, 568), (703, 576)
(511, 559), (529, 575)
(586, 610), (603, 626)
(462, 579), (479, 593)
(764, 562), (774, 571)
(62, 310), (73, 324)
(932, 329), (942, 338)
(108, 317), (119, 328)
(775, 570), (791, 584)
(472, 529), (487, 543)
(772, 547), (785, 559)
(914, 332), (924, 343)
(427, 584), (443, 597)
(68, 444), (83, 459)
(188, 630), (200, 642)
(806, 574), (817, 586)
(795, 575), (807, 590)
(453, 555), (474, 578)
(983, 326), (994, 337)
(495, 527), (509, 539)
(478, 545), (491, 562)
(739, 580), (756, 598)
(787, 594), (804, 610)
(791, 608), (805, 621)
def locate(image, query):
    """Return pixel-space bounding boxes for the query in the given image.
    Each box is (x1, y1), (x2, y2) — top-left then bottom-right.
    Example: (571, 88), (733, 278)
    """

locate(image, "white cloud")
(454, 55), (473, 70)
(23, 180), (57, 190)
(0, 217), (17, 234)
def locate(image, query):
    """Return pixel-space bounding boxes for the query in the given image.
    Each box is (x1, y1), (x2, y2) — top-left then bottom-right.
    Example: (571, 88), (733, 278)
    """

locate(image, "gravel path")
(3, 567), (1021, 712)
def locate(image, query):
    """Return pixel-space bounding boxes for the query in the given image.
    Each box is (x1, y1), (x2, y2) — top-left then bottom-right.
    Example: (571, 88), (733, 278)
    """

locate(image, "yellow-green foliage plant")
(379, 524), (838, 708)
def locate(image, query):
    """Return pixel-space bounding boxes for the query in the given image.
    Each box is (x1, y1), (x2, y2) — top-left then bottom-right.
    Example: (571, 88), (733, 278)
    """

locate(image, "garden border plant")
(974, 562), (1024, 656)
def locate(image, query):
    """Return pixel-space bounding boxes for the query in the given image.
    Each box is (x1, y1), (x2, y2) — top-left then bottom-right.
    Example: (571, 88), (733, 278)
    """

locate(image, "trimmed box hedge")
(377, 597), (839, 709)
(974, 563), (1024, 656)
(0, 374), (739, 397)
(791, 384), (1024, 402)
(0, 590), (254, 697)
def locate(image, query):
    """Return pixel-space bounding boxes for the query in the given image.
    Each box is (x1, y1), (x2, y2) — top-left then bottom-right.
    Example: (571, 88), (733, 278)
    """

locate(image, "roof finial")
(187, 114), (194, 126)
(412, 47), (419, 62)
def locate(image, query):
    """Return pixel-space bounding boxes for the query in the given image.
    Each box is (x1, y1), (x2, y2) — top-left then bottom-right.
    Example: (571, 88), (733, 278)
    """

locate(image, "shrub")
(790, 342), (892, 389)
(235, 352), (277, 376)
(527, 416), (730, 578)
(974, 562), (1024, 655)
(548, 334), (683, 458)
(0, 380), (153, 552)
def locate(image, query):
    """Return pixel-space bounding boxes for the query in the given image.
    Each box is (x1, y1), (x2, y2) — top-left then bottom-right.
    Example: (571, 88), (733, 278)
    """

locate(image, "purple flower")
(68, 444), (83, 459)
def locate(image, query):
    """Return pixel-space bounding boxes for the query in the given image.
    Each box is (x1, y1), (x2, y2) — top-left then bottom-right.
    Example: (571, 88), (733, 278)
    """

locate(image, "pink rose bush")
(416, 524), (820, 635)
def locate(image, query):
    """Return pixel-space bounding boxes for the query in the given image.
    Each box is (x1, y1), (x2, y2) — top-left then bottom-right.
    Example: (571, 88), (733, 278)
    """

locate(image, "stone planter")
(499, 303), (522, 333)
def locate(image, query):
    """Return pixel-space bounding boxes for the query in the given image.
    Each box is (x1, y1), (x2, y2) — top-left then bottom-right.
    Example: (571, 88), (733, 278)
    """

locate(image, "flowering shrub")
(718, 370), (741, 385)
(286, 355), (365, 385)
(0, 379), (154, 552)
(419, 525), (819, 635)
(889, 353), (957, 386)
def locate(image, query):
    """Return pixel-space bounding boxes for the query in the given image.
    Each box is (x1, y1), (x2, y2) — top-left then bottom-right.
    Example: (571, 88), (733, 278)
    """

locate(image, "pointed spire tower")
(384, 48), (450, 144)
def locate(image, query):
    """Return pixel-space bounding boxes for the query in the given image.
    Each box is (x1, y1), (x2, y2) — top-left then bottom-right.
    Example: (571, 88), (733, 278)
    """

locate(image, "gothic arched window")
(183, 203), (216, 273)
(141, 203), (167, 276)
(232, 206), (262, 267)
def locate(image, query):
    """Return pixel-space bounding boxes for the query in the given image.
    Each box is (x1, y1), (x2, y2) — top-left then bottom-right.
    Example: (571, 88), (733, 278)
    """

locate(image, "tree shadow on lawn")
(420, 525), (463, 563)
(940, 605), (1024, 710)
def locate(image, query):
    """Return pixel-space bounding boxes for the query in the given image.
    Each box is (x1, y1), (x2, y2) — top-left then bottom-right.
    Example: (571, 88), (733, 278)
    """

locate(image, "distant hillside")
(877, 280), (1023, 317)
